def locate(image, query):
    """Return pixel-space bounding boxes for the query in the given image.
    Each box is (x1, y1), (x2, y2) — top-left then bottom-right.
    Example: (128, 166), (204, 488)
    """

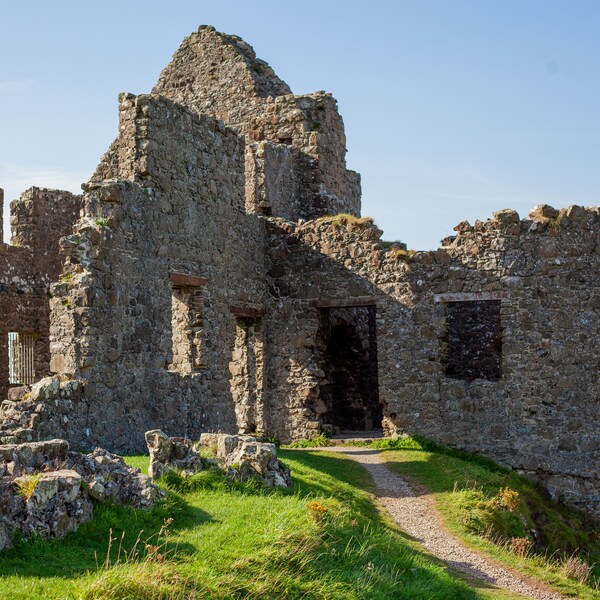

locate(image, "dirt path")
(329, 446), (565, 600)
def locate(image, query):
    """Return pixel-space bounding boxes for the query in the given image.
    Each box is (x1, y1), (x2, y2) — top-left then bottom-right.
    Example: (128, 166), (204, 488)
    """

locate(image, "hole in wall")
(442, 299), (502, 381)
(229, 316), (264, 435)
(316, 305), (382, 433)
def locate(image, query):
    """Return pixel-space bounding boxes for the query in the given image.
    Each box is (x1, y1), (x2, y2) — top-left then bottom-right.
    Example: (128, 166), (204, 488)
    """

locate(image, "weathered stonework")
(0, 188), (82, 399)
(0, 27), (598, 518)
(0, 438), (159, 550)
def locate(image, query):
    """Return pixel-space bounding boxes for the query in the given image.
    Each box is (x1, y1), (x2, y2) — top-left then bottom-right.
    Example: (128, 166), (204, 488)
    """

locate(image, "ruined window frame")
(8, 331), (37, 385)
(167, 273), (207, 375)
(438, 296), (504, 382)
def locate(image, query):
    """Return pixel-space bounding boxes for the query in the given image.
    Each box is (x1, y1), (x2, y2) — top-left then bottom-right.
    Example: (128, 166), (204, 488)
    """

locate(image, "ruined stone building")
(1, 26), (598, 517)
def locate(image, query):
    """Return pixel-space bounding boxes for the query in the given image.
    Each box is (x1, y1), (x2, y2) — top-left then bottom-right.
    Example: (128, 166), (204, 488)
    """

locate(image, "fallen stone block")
(145, 429), (203, 479)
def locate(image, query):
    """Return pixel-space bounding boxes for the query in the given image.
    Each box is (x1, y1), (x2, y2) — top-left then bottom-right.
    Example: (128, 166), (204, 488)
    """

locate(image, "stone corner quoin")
(0, 25), (598, 519)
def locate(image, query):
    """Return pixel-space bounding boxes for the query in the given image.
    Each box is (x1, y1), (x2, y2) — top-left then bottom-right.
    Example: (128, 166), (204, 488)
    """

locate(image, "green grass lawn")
(0, 450), (497, 599)
(376, 439), (600, 599)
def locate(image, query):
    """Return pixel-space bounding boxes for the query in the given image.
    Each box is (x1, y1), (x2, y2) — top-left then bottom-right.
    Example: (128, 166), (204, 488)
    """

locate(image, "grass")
(388, 247), (417, 262)
(0, 450), (490, 599)
(314, 213), (375, 228)
(14, 472), (43, 500)
(285, 432), (332, 448)
(374, 437), (600, 599)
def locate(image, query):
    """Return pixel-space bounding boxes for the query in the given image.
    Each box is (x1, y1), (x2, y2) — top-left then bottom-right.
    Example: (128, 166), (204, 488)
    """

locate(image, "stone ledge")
(434, 291), (508, 304)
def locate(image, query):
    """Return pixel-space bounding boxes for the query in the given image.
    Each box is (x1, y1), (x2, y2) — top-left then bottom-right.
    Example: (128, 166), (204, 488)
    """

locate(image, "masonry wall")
(49, 94), (267, 452)
(152, 26), (360, 220)
(0, 188), (82, 399)
(264, 208), (600, 516)
(263, 217), (383, 440)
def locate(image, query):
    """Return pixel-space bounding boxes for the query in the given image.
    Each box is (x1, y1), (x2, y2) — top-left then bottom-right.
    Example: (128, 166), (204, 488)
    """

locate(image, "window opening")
(8, 332), (36, 385)
(168, 286), (204, 374)
(442, 300), (502, 381)
(229, 316), (265, 435)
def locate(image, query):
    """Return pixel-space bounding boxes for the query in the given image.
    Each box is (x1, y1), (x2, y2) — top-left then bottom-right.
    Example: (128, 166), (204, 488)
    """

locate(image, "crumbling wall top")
(152, 25), (291, 125)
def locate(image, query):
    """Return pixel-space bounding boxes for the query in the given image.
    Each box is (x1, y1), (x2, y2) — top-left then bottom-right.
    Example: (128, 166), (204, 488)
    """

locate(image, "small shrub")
(510, 537), (532, 557)
(562, 553), (592, 584)
(493, 487), (520, 512)
(14, 472), (43, 500)
(95, 217), (109, 227)
(262, 434), (281, 447)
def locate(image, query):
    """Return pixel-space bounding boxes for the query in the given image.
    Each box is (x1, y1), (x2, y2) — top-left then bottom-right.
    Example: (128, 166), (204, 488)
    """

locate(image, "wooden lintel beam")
(168, 273), (208, 288)
(229, 305), (264, 319)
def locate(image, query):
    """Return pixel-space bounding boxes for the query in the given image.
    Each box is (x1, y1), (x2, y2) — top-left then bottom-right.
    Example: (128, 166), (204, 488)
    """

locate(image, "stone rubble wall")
(198, 432), (291, 488)
(262, 217), (381, 440)
(48, 94), (268, 452)
(152, 26), (360, 220)
(0, 188), (83, 399)
(264, 208), (600, 516)
(0, 376), (84, 445)
(145, 429), (291, 488)
(0, 438), (159, 551)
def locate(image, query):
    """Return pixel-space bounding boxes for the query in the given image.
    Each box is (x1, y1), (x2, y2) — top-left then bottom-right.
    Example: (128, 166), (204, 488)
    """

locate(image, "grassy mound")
(0, 450), (484, 599)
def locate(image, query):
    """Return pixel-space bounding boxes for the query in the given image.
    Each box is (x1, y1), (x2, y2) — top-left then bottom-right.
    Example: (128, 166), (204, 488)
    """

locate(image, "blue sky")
(1, 0), (599, 249)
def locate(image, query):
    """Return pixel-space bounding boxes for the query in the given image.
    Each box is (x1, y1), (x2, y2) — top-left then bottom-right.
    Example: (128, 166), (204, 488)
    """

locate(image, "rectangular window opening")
(442, 300), (502, 381)
(168, 285), (204, 375)
(8, 332), (37, 385)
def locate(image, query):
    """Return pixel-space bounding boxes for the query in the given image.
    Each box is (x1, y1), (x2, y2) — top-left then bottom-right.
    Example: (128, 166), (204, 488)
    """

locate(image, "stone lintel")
(229, 305), (264, 318)
(434, 291), (507, 304)
(168, 273), (208, 288)
(312, 296), (377, 309)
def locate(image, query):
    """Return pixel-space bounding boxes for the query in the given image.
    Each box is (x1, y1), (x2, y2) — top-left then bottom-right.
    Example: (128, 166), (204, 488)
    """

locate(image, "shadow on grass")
(280, 449), (487, 598)
(0, 450), (493, 598)
(0, 490), (209, 579)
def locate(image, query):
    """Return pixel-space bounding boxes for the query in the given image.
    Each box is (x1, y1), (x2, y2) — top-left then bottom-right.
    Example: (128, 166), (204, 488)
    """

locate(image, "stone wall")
(48, 94), (267, 452)
(261, 208), (600, 515)
(0, 188), (82, 399)
(152, 25), (360, 220)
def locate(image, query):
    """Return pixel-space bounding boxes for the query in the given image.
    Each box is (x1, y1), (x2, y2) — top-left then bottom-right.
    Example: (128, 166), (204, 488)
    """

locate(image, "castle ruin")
(1, 27), (598, 518)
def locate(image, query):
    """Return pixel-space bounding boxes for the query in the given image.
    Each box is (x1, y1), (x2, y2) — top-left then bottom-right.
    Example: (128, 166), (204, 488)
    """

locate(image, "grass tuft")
(14, 472), (43, 500)
(286, 433), (332, 448)
(314, 213), (374, 228)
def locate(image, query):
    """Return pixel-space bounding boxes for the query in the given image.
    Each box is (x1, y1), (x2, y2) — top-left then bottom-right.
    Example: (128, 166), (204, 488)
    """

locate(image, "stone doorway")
(316, 305), (381, 434)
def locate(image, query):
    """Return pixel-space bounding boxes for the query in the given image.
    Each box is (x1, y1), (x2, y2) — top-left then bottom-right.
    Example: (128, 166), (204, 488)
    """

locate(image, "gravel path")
(329, 447), (565, 600)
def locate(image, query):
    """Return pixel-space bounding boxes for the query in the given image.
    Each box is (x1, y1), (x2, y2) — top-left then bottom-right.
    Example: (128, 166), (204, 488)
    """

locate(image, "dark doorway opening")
(317, 305), (381, 433)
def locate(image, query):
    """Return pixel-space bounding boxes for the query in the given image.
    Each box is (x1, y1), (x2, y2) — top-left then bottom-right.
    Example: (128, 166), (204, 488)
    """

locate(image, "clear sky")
(1, 0), (599, 249)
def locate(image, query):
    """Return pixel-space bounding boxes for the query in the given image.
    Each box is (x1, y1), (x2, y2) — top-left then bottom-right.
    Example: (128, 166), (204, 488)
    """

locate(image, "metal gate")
(8, 332), (36, 385)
